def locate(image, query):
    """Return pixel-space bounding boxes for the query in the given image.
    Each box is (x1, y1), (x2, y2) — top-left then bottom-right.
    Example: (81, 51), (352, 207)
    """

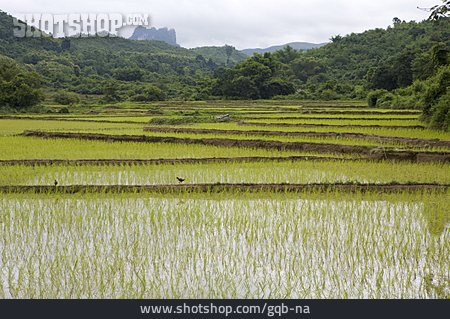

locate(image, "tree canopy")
(0, 54), (42, 109)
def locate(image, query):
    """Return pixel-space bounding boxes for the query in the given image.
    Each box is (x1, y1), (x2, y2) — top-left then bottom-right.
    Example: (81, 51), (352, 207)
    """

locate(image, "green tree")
(432, 43), (449, 68)
(224, 45), (234, 66)
(230, 76), (260, 99)
(0, 55), (42, 109)
(392, 17), (402, 26)
(131, 85), (166, 102)
(274, 46), (300, 64)
(330, 35), (342, 43)
(53, 91), (80, 105)
(113, 67), (144, 81)
(212, 53), (291, 99)
(262, 78), (295, 98)
(423, 66), (449, 118)
(61, 38), (71, 51)
(102, 82), (121, 102)
(291, 56), (326, 83)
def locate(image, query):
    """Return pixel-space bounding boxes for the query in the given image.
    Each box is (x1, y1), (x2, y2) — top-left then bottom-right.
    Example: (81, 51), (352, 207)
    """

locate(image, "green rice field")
(0, 100), (449, 299)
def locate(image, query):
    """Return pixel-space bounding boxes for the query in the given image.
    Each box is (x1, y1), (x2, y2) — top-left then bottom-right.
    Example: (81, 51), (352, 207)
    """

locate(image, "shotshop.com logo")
(13, 13), (150, 37)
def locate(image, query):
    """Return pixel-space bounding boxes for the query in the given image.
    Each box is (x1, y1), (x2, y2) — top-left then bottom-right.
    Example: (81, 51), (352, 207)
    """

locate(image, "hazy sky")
(0, 0), (439, 49)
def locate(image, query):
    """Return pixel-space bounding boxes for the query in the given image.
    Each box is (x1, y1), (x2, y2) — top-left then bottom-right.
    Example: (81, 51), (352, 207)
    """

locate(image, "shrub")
(53, 91), (80, 105)
(423, 66), (449, 118)
(352, 85), (367, 99)
(0, 55), (43, 110)
(428, 91), (450, 131)
(131, 85), (166, 102)
(113, 67), (144, 82)
(367, 89), (389, 107)
(376, 92), (396, 108)
(261, 78), (295, 98)
(320, 89), (339, 100)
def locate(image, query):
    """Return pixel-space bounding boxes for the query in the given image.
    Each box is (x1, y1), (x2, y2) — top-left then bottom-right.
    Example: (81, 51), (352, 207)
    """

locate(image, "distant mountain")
(241, 42), (327, 56)
(129, 26), (177, 46)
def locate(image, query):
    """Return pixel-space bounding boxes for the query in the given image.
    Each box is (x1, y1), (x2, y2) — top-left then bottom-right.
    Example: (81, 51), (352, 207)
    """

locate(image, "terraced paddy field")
(0, 101), (449, 299)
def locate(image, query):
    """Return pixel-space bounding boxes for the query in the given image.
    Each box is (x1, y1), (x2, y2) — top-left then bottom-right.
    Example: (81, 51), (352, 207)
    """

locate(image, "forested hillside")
(191, 46), (247, 66)
(0, 10), (243, 103)
(215, 19), (448, 99)
(212, 18), (449, 130)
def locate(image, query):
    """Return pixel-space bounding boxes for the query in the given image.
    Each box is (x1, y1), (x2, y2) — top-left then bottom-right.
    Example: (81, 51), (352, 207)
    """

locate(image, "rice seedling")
(187, 123), (450, 141)
(0, 119), (140, 136)
(67, 117), (154, 123)
(241, 114), (420, 120)
(245, 118), (423, 127)
(108, 130), (450, 152)
(0, 136), (324, 160)
(1, 160), (449, 186)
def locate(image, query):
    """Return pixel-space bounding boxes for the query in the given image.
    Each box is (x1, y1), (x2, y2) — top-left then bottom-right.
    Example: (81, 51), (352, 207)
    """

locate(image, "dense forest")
(0, 8), (449, 130)
(0, 10), (246, 103)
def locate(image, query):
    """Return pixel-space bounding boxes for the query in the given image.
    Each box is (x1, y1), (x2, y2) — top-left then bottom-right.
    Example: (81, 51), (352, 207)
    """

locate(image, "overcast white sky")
(0, 0), (439, 49)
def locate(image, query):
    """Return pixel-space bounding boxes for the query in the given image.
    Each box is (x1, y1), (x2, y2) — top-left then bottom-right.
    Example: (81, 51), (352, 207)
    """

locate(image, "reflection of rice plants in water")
(0, 194), (448, 298)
